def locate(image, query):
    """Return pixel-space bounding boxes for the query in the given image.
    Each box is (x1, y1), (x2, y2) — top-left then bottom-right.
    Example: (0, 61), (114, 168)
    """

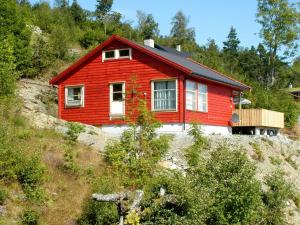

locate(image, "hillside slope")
(0, 78), (299, 224)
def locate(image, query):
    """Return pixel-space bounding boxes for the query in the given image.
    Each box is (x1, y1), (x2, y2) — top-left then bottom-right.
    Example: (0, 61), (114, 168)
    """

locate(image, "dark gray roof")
(135, 42), (250, 90)
(154, 44), (191, 58)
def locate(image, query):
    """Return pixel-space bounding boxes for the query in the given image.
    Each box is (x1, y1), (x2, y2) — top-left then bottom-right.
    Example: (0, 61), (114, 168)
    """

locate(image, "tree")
(136, 11), (159, 39)
(70, 0), (86, 25)
(95, 0), (113, 20)
(0, 37), (17, 96)
(170, 11), (195, 45)
(256, 0), (300, 87)
(223, 26), (240, 56)
(54, 0), (69, 9)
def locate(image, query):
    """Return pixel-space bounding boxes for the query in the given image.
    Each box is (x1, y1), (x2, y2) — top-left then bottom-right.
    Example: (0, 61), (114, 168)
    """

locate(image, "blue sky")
(30, 0), (299, 49)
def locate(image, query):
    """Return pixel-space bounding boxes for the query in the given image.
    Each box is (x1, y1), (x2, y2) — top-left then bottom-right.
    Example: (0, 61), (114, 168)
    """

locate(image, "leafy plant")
(250, 142), (264, 161)
(0, 188), (8, 205)
(66, 122), (85, 144)
(21, 210), (40, 225)
(262, 171), (294, 225)
(185, 123), (207, 167)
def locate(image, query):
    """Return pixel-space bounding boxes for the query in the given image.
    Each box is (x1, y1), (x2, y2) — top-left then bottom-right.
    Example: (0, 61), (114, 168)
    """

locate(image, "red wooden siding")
(184, 77), (234, 126)
(58, 40), (184, 125)
(57, 39), (234, 127)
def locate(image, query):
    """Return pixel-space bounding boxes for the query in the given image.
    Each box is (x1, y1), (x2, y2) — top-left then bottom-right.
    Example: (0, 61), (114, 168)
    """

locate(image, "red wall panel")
(58, 40), (234, 127)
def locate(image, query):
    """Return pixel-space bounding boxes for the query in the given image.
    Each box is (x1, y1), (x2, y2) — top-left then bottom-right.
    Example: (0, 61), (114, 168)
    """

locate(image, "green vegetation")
(250, 142), (265, 161)
(0, 0), (299, 224)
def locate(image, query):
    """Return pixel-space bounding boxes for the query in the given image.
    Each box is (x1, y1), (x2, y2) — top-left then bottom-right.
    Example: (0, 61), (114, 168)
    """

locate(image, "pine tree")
(70, 0), (86, 25)
(223, 26), (240, 56)
(54, 0), (69, 9)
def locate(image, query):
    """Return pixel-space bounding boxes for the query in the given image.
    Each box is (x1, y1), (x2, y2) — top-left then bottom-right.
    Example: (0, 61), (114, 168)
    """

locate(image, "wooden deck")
(232, 109), (284, 128)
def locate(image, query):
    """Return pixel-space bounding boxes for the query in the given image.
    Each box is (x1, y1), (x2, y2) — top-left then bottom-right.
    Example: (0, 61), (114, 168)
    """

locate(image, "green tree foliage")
(0, 37), (17, 96)
(257, 0), (300, 87)
(223, 27), (240, 72)
(223, 26), (240, 55)
(70, 0), (86, 25)
(170, 11), (196, 45)
(136, 11), (159, 39)
(95, 0), (113, 20)
(54, 0), (69, 9)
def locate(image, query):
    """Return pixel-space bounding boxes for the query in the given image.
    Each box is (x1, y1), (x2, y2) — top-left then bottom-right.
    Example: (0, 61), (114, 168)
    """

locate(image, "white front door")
(110, 83), (125, 117)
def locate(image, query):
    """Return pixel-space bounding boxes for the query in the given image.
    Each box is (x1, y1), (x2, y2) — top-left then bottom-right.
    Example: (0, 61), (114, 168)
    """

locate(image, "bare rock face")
(17, 79), (113, 152)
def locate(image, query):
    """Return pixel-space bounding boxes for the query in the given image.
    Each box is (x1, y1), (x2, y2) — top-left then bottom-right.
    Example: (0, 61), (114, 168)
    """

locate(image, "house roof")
(50, 35), (250, 90)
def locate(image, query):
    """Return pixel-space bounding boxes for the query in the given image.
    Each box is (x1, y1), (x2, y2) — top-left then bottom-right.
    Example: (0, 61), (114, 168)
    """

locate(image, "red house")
(50, 35), (250, 135)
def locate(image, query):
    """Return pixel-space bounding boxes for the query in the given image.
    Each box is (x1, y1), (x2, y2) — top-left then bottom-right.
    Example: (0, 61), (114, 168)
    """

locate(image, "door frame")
(109, 82), (125, 119)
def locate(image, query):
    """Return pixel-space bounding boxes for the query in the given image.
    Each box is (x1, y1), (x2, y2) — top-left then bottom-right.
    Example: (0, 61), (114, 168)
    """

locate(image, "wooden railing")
(232, 109), (284, 128)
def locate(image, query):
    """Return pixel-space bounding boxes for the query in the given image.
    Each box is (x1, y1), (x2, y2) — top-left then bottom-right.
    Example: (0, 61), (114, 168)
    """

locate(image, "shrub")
(78, 176), (119, 225)
(21, 210), (40, 225)
(194, 146), (264, 225)
(185, 123), (207, 167)
(269, 156), (282, 165)
(250, 142), (264, 161)
(0, 188), (8, 205)
(105, 100), (171, 186)
(66, 122), (85, 144)
(62, 145), (80, 175)
(262, 171), (294, 225)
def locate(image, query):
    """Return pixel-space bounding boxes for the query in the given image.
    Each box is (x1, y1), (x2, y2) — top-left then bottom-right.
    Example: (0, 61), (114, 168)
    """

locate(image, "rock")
(0, 205), (6, 216)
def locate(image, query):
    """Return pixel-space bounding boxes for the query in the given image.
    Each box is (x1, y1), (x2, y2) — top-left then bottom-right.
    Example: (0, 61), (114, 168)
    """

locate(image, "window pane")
(186, 80), (197, 91)
(199, 83), (207, 93)
(167, 80), (176, 89)
(153, 80), (176, 110)
(119, 49), (130, 57)
(113, 83), (123, 92)
(186, 91), (196, 110)
(67, 87), (82, 106)
(105, 51), (115, 58)
(154, 81), (167, 90)
(113, 93), (123, 101)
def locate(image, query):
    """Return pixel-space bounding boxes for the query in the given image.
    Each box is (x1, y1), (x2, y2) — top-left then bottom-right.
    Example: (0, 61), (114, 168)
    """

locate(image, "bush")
(250, 142), (264, 161)
(194, 147), (264, 225)
(0, 188), (8, 205)
(78, 176), (119, 225)
(185, 123), (207, 167)
(262, 171), (294, 225)
(66, 122), (85, 144)
(104, 100), (171, 186)
(21, 210), (40, 225)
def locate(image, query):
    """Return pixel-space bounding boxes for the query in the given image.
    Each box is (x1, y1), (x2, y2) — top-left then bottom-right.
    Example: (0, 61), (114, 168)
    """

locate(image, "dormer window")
(104, 50), (115, 59)
(102, 48), (131, 61)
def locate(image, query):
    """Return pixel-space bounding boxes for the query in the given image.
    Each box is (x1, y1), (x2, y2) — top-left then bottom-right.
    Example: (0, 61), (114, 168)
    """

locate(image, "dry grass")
(282, 124), (300, 141)
(0, 118), (106, 225)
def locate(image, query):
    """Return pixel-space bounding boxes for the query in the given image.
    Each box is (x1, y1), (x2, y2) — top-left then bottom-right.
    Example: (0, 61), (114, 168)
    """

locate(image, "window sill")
(103, 58), (131, 62)
(186, 109), (208, 113)
(65, 105), (84, 108)
(110, 114), (125, 120)
(152, 109), (178, 113)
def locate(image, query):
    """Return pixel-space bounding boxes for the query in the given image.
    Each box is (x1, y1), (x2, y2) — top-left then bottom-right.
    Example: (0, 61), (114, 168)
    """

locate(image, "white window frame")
(102, 48), (132, 62)
(151, 79), (178, 112)
(109, 82), (126, 119)
(65, 85), (84, 108)
(186, 80), (208, 113)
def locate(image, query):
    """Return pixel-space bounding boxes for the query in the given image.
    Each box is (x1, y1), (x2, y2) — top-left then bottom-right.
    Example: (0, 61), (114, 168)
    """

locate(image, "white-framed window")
(186, 80), (208, 112)
(65, 85), (84, 107)
(102, 48), (132, 61)
(110, 82), (125, 117)
(151, 80), (177, 111)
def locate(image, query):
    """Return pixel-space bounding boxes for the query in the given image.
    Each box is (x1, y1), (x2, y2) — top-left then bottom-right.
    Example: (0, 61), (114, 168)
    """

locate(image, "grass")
(0, 98), (106, 225)
(250, 142), (264, 162)
(285, 154), (298, 170)
(269, 156), (282, 166)
(261, 137), (274, 147)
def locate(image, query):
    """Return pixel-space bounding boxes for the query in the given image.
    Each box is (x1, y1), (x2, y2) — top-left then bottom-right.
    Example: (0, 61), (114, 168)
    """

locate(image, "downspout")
(183, 77), (187, 131)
